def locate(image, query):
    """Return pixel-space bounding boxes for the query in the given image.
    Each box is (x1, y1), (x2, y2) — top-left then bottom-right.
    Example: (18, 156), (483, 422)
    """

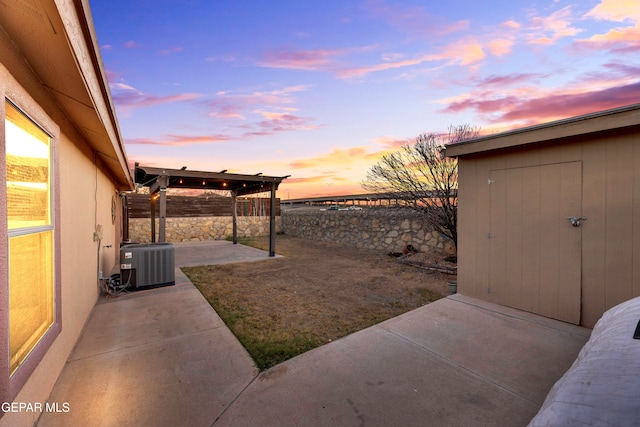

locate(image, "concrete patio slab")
(214, 295), (590, 427)
(36, 241), (590, 427)
(37, 242), (268, 427)
(214, 325), (540, 427)
(379, 294), (590, 405)
(69, 281), (223, 361)
(39, 325), (257, 427)
(174, 240), (282, 268)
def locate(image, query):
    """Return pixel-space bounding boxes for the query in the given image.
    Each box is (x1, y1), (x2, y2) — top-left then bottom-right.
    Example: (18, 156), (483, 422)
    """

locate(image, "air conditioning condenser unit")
(120, 243), (175, 290)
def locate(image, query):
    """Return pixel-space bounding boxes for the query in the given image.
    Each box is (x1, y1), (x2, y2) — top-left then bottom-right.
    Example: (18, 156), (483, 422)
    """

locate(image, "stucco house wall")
(446, 104), (640, 328)
(0, 1), (132, 425)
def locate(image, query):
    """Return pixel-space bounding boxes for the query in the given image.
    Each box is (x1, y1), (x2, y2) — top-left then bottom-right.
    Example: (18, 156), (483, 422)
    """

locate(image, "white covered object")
(529, 296), (640, 427)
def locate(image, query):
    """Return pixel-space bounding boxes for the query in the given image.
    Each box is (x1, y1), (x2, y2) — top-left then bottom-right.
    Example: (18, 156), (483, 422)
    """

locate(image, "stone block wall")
(128, 216), (281, 243)
(281, 208), (455, 254)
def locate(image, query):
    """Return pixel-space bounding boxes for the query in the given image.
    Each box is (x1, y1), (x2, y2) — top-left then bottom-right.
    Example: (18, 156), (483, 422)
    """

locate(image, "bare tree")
(362, 124), (479, 250)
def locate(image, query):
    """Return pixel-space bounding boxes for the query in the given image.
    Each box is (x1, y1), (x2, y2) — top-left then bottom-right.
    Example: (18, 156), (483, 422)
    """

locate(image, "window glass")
(5, 100), (55, 376)
(9, 231), (54, 374)
(5, 102), (50, 229)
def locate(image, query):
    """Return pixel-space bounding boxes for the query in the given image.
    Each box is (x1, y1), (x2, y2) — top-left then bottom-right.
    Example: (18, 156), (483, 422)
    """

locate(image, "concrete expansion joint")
(210, 372), (261, 426)
(448, 295), (591, 339)
(70, 327), (225, 364)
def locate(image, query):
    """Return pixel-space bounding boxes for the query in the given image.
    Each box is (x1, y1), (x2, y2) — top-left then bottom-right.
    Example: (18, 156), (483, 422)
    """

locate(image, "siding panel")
(504, 168), (523, 309)
(521, 166), (541, 314)
(489, 170), (506, 304)
(475, 156), (492, 300)
(557, 161), (582, 324)
(604, 137), (634, 309)
(538, 164), (561, 319)
(582, 140), (607, 327)
(457, 158), (477, 297)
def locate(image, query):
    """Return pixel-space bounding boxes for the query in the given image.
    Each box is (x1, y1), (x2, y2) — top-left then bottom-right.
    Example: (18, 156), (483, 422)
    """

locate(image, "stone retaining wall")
(128, 216), (281, 243)
(281, 208), (455, 254)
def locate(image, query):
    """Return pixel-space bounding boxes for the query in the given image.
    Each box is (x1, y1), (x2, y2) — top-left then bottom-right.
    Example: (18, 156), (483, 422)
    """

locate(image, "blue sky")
(90, 0), (640, 198)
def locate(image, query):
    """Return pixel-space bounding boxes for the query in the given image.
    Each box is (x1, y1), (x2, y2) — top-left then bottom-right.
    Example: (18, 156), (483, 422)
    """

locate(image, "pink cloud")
(288, 147), (369, 169)
(337, 55), (429, 79)
(259, 26), (515, 80)
(124, 40), (143, 49)
(498, 81), (640, 123)
(572, 1), (640, 54)
(111, 83), (200, 110)
(574, 25), (640, 54)
(258, 48), (346, 72)
(205, 86), (309, 119)
(527, 6), (582, 45)
(279, 178), (364, 199)
(363, 0), (469, 39)
(479, 73), (548, 87)
(283, 175), (333, 185)
(374, 136), (411, 149)
(242, 114), (318, 138)
(337, 38), (486, 78)
(585, 0), (640, 23)
(125, 134), (233, 146)
(487, 38), (514, 56)
(438, 39), (486, 65)
(581, 63), (640, 84)
(441, 80), (640, 126)
(104, 69), (121, 83)
(160, 46), (184, 55)
(502, 20), (521, 30)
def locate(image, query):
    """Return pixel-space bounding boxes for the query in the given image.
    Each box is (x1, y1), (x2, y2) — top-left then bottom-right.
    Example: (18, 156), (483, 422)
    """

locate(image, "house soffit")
(0, 0), (133, 190)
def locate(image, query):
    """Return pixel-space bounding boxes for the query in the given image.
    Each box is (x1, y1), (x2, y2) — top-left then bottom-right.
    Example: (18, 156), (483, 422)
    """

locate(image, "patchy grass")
(183, 235), (451, 370)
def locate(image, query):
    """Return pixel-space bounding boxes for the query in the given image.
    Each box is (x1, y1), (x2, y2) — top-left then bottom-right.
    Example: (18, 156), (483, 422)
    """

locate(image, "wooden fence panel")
(127, 193), (280, 218)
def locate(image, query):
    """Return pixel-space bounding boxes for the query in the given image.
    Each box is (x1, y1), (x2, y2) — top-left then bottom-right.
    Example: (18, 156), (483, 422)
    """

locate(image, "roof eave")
(0, 0), (134, 190)
(446, 103), (640, 158)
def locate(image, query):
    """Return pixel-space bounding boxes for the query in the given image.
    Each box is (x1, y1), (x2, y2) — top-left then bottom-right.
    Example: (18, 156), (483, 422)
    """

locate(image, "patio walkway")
(37, 240), (590, 426)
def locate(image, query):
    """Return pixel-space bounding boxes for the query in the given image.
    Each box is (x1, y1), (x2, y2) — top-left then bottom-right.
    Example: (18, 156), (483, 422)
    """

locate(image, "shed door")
(488, 161), (582, 324)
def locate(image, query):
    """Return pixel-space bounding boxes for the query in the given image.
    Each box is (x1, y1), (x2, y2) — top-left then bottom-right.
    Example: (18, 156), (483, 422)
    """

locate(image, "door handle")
(567, 217), (586, 227)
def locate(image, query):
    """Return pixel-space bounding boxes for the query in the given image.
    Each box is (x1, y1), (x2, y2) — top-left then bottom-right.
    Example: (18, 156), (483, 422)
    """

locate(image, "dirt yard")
(183, 234), (456, 369)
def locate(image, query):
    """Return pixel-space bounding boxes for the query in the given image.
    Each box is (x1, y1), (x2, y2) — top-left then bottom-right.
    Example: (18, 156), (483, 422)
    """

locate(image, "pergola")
(134, 165), (289, 256)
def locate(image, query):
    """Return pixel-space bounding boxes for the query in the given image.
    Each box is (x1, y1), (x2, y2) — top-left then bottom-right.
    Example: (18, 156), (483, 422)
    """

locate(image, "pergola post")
(269, 182), (277, 257)
(158, 186), (167, 242)
(150, 175), (169, 243)
(150, 193), (156, 243)
(231, 190), (238, 244)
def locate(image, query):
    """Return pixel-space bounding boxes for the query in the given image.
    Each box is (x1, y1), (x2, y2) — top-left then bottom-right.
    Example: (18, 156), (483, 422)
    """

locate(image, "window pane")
(5, 102), (51, 229)
(9, 230), (54, 375)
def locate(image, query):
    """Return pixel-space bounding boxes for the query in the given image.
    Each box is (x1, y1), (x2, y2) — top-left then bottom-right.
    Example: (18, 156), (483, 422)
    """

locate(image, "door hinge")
(487, 179), (495, 184)
(487, 233), (494, 239)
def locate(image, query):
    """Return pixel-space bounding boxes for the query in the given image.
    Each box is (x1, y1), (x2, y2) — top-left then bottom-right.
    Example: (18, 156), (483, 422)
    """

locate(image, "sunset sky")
(90, 0), (640, 199)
